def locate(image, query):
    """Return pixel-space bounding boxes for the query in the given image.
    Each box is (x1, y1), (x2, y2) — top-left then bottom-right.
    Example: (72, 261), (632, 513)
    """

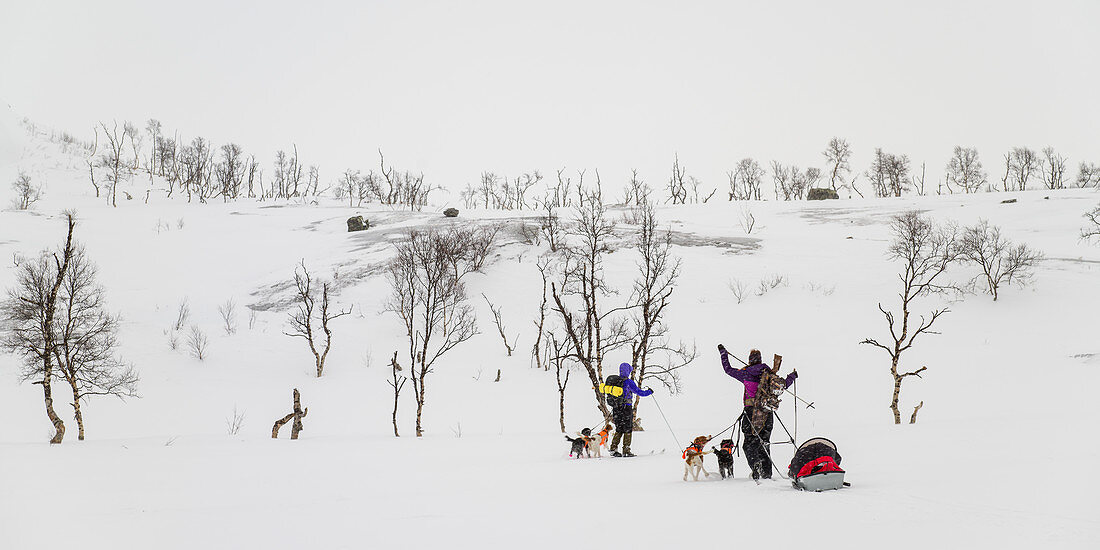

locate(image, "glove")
(791, 369), (798, 379)
(643, 387), (652, 392)
(717, 343), (726, 352)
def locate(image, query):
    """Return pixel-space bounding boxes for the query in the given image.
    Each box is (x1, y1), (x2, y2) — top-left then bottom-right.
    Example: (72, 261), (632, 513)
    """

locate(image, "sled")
(788, 437), (846, 492)
(793, 470), (846, 492)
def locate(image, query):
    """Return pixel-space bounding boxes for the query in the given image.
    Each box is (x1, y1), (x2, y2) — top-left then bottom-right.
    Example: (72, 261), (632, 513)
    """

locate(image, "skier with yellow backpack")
(599, 362), (653, 457)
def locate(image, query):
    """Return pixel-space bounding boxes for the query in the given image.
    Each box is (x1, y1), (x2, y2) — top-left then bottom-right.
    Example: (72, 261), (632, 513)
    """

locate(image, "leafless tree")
(0, 212), (78, 443)
(187, 325), (208, 361)
(628, 201), (695, 402)
(123, 121), (143, 171)
(865, 148), (910, 198)
(959, 220), (1043, 301)
(482, 294), (518, 356)
(550, 197), (634, 422)
(218, 298), (238, 335)
(385, 229), (479, 436)
(537, 197), (565, 252)
(622, 169), (652, 206)
(549, 334), (571, 433)
(1003, 147), (1041, 191)
(11, 171), (42, 210)
(729, 158), (765, 201)
(727, 278), (747, 304)
(86, 127), (100, 198)
(910, 162), (927, 196)
(1074, 162), (1100, 188)
(387, 351), (407, 437)
(860, 212), (959, 424)
(174, 299), (190, 331)
(823, 137), (852, 192)
(531, 256), (552, 370)
(97, 121), (130, 207)
(771, 161), (791, 201)
(1083, 204), (1100, 241)
(945, 146), (987, 193)
(739, 205), (756, 234)
(271, 388), (307, 439)
(1041, 147), (1067, 190)
(145, 119), (162, 175)
(215, 143), (246, 201)
(285, 262), (351, 377)
(668, 154), (689, 204)
(51, 243), (138, 440)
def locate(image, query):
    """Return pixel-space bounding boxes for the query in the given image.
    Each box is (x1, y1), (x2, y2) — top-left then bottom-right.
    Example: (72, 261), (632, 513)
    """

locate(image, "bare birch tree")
(823, 137), (852, 192)
(550, 196), (634, 422)
(52, 248), (139, 440)
(944, 146), (987, 193)
(628, 201), (695, 407)
(0, 212), (78, 443)
(861, 212), (959, 424)
(385, 229), (479, 436)
(959, 221), (1044, 301)
(285, 262), (351, 377)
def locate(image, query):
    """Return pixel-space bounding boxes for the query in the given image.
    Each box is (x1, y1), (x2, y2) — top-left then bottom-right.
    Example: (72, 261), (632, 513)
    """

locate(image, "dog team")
(564, 347), (798, 482)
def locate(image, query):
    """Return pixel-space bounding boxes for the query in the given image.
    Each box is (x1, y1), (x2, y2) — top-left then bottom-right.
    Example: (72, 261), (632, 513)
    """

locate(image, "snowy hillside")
(1, 115), (1098, 550)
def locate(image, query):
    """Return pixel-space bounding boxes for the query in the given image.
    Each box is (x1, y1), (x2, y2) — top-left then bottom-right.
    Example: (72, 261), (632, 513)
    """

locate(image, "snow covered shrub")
(959, 220), (1043, 301)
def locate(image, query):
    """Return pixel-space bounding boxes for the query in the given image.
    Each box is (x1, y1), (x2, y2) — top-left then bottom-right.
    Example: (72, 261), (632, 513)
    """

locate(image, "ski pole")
(649, 395), (683, 450)
(793, 378), (798, 444)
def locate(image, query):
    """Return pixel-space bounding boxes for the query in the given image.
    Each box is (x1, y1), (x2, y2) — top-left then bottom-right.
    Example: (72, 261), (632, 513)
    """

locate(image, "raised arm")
(719, 347), (749, 382)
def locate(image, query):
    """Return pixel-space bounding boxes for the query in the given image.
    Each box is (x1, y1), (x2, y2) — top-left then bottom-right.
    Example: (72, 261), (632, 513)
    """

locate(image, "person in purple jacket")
(601, 362), (654, 457)
(718, 344), (797, 479)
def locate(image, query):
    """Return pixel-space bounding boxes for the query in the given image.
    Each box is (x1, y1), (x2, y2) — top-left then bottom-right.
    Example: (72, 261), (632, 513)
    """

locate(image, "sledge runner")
(599, 362), (653, 457)
(718, 345), (797, 480)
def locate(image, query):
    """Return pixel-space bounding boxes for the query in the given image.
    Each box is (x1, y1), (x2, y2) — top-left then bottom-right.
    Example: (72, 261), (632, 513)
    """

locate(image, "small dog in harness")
(712, 438), (736, 479)
(683, 435), (712, 481)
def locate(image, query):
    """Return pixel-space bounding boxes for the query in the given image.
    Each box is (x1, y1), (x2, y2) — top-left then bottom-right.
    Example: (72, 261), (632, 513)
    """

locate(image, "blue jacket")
(616, 362), (653, 404)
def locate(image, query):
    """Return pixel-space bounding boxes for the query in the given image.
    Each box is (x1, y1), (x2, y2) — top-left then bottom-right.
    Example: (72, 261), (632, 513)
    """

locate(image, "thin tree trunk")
(559, 391), (566, 433)
(890, 373), (903, 425)
(69, 381), (85, 441)
(40, 375), (66, 444)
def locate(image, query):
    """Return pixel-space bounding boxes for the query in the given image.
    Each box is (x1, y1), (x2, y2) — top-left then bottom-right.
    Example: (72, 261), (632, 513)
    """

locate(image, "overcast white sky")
(2, 0), (1098, 198)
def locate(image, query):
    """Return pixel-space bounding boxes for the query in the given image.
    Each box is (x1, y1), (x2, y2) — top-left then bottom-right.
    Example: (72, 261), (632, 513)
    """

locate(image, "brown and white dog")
(682, 435), (712, 481)
(591, 425), (612, 458)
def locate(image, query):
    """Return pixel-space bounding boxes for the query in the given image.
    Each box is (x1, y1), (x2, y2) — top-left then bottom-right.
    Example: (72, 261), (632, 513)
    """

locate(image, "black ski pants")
(740, 405), (774, 479)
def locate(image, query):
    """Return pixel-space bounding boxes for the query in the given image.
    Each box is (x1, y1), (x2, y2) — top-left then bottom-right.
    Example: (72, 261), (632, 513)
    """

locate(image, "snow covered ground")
(1, 107), (1098, 549)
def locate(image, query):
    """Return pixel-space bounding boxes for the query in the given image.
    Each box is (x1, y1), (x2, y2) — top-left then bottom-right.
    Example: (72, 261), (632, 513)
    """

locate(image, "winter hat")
(748, 349), (762, 365)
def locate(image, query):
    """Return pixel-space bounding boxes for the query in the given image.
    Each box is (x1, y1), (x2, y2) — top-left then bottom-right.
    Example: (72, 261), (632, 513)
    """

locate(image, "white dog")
(683, 436), (712, 481)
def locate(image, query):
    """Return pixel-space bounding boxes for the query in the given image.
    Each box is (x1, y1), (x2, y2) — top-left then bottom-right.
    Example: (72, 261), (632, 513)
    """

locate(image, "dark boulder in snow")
(347, 216), (369, 232)
(807, 188), (839, 201)
(443, 208), (459, 218)
(1001, 198), (1017, 204)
